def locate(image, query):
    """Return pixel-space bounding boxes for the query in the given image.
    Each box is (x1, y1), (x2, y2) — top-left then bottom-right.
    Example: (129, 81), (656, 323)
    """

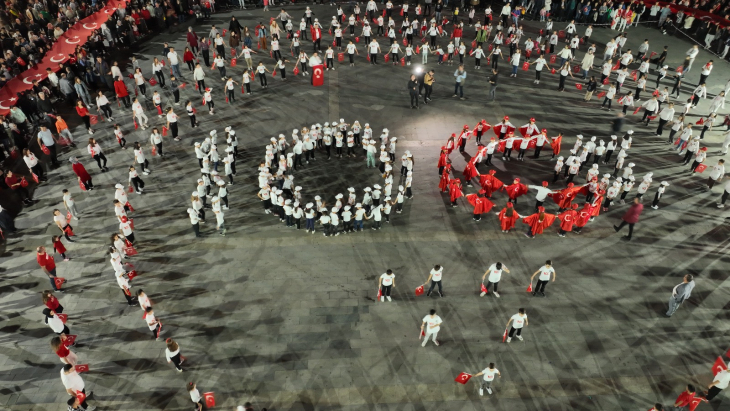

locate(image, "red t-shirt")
(37, 253), (56, 271)
(675, 391), (695, 406)
(76, 106), (89, 117)
(56, 344), (70, 357)
(4, 175), (19, 189)
(45, 296), (60, 310)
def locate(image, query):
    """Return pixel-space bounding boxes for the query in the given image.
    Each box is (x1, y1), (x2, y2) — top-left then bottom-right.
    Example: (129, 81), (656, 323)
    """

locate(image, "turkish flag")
(502, 328), (508, 342)
(573, 65), (580, 73)
(377, 288), (382, 299)
(338, 52), (344, 62)
(558, 30), (566, 38)
(58, 313), (68, 323)
(455, 372), (472, 384)
(689, 397), (704, 411)
(63, 334), (77, 346)
(633, 107), (641, 115)
(162, 126), (169, 136)
(54, 277), (66, 289)
(76, 391), (86, 404)
(602, 77), (609, 85)
(526, 283), (533, 292)
(522, 61), (529, 71)
(203, 392), (216, 408)
(312, 64), (324, 87)
(596, 91), (606, 98)
(384, 53), (390, 63)
(550, 68), (556, 74)
(696, 118), (704, 125)
(480, 283), (488, 294)
(676, 65), (684, 74)
(525, 50), (531, 58)
(128, 270), (138, 280)
(549, 54), (556, 64)
(415, 285), (424, 296)
(712, 356), (727, 375)
(419, 329), (425, 339)
(75, 364), (89, 373)
(575, 83), (583, 90)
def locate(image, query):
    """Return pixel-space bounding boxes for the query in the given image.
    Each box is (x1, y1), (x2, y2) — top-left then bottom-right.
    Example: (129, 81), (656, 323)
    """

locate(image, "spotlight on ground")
(414, 66), (423, 74)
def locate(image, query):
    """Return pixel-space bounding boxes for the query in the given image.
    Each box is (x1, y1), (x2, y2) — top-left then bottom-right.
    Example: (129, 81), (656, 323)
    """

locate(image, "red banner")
(0, 0), (130, 115)
(312, 64), (324, 87)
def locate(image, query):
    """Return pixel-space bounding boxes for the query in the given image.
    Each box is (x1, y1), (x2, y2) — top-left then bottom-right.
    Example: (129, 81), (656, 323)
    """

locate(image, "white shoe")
(143, 171), (150, 175)
(479, 388), (484, 396)
(380, 296), (384, 302)
(517, 335), (524, 341)
(487, 388), (492, 394)
(480, 291), (486, 297)
(386, 296), (392, 302)
(506, 337), (511, 343)
(493, 292), (500, 298)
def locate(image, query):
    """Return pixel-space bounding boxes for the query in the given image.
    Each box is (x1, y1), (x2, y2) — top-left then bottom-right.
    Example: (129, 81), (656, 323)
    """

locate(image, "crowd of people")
(2, 0), (730, 410)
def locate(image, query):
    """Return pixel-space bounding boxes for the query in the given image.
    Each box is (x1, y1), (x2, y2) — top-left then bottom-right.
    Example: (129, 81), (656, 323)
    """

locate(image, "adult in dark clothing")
(95, 58), (114, 90)
(488, 69), (499, 101)
(408, 75), (419, 109)
(613, 197), (643, 240)
(611, 112), (625, 135)
(229, 17), (244, 37)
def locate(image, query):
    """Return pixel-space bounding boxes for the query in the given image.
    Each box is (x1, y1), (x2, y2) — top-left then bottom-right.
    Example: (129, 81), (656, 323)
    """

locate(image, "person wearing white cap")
(304, 203), (316, 232)
(619, 175), (635, 204)
(293, 186), (303, 204)
(216, 181), (228, 210)
(288, 202), (301, 229)
(214, 202), (226, 236)
(353, 203), (367, 231)
(405, 171), (414, 199)
(368, 200), (383, 229)
(363, 187), (373, 213)
(341, 205), (353, 232)
(372, 184), (382, 207)
(346, 187), (356, 206)
(366, 140), (377, 168)
(635, 173), (652, 200)
(602, 135), (617, 164)
(388, 137), (397, 162)
(191, 192), (205, 223)
(329, 209), (341, 236)
(334, 132), (344, 158)
(224, 148), (234, 185)
(395, 185), (406, 213)
(187, 207), (201, 237)
(323, 128), (333, 159)
(257, 184), (272, 214)
(319, 208), (332, 236)
(304, 136), (315, 163)
(593, 140), (606, 165)
(315, 195), (325, 218)
(553, 157), (564, 183)
(333, 193), (344, 214)
(195, 142), (205, 168)
(612, 150), (627, 178)
(603, 180), (621, 212)
(284, 199), (294, 227)
(382, 196), (394, 223)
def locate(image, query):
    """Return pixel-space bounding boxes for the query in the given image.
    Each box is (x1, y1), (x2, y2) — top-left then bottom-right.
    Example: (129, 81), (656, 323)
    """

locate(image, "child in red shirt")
(52, 236), (69, 261)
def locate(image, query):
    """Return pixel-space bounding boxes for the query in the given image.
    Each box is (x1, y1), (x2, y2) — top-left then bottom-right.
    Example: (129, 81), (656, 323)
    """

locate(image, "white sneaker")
(506, 337), (511, 343)
(487, 388), (492, 394)
(493, 292), (500, 298)
(143, 171), (150, 175)
(380, 296), (384, 302)
(386, 296), (392, 302)
(479, 388), (484, 396)
(517, 335), (524, 341)
(480, 291), (486, 297)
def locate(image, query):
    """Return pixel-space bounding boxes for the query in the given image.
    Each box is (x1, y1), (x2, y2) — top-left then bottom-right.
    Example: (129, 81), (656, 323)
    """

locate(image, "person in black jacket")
(584, 76), (597, 101)
(408, 75), (419, 109)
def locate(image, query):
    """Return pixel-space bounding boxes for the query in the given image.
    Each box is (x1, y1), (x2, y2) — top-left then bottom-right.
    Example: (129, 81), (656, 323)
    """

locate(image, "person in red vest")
(497, 202), (521, 233)
(466, 190), (494, 221)
(557, 203), (579, 237)
(37, 246), (62, 291)
(522, 207), (556, 238)
(69, 157), (94, 191)
(613, 197), (643, 240)
(114, 77), (131, 108)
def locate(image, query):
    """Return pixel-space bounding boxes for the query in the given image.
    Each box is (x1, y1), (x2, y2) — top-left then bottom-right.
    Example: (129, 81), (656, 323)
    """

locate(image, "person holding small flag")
(420, 309), (442, 347)
(473, 363), (501, 395)
(505, 308), (528, 343)
(530, 260), (556, 297)
(422, 264), (444, 297)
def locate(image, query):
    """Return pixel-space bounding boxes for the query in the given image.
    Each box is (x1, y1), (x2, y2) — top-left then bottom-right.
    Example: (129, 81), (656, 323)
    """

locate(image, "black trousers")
(93, 153), (108, 169)
(410, 92), (418, 107)
(706, 386), (722, 400)
(508, 327), (523, 337)
(616, 220), (634, 238)
(170, 352), (182, 370)
(380, 284), (392, 296)
(427, 280), (442, 294)
(535, 279), (548, 293)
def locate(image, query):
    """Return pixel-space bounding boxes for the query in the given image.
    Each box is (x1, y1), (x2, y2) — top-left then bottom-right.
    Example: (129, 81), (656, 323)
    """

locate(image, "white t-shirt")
(714, 370), (730, 389)
(422, 314), (442, 332)
(145, 312), (158, 330)
(510, 313), (527, 329)
(380, 273), (395, 286)
(60, 369), (85, 392)
(430, 267), (443, 281)
(167, 51), (179, 65)
(54, 214), (68, 227)
(487, 263), (505, 283)
(538, 265), (555, 281)
(481, 368), (499, 381)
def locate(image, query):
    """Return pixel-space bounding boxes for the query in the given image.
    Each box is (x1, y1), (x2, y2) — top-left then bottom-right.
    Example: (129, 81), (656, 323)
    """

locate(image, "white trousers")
(422, 329), (439, 346)
(135, 112), (148, 126)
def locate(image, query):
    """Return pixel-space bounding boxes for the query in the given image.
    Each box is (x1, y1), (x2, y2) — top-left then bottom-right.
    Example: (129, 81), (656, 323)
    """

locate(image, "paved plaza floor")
(1, 4), (730, 411)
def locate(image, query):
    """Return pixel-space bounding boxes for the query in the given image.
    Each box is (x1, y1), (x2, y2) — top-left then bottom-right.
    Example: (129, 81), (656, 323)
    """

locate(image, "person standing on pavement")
(488, 68), (499, 101)
(473, 363), (501, 395)
(706, 369), (730, 400)
(453, 65), (467, 100)
(379, 269), (395, 302)
(530, 260), (556, 297)
(505, 308), (528, 343)
(420, 309), (442, 347)
(613, 197), (643, 240)
(666, 274), (695, 317)
(165, 338), (184, 372)
(408, 74), (419, 109)
(60, 364), (96, 411)
(37, 246), (62, 291)
(422, 264), (444, 297)
(480, 262), (509, 298)
(37, 125), (60, 168)
(51, 336), (77, 365)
